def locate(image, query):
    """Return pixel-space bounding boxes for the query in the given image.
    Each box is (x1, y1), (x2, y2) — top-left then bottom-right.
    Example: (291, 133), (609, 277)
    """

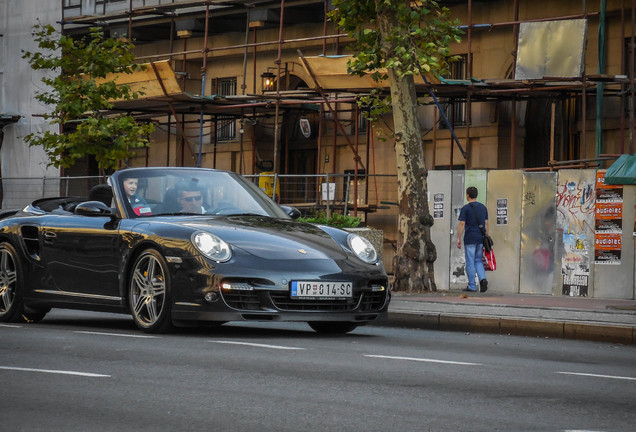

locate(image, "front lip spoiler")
(171, 309), (387, 323)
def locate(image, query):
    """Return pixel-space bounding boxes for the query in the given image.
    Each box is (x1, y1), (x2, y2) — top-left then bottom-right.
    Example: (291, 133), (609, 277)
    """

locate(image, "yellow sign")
(258, 172), (280, 199)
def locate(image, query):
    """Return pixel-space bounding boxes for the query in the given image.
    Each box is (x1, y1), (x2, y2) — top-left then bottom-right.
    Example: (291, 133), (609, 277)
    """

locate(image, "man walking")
(456, 186), (489, 293)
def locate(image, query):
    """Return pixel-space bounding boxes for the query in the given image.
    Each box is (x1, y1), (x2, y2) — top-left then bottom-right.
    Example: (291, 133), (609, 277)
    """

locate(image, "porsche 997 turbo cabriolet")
(0, 167), (390, 333)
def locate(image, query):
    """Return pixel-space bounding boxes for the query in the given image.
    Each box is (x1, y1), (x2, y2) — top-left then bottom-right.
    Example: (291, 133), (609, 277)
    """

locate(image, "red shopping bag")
(482, 248), (496, 271)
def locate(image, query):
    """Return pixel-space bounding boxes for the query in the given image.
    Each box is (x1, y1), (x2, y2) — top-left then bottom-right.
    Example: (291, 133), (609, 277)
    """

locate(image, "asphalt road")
(1, 310), (635, 432)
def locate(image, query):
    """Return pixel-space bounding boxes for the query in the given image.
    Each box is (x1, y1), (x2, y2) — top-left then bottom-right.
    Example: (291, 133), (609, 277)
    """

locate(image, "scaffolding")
(58, 0), (635, 176)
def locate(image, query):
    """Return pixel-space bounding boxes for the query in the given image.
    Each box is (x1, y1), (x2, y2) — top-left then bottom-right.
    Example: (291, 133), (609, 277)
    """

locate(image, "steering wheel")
(209, 206), (240, 215)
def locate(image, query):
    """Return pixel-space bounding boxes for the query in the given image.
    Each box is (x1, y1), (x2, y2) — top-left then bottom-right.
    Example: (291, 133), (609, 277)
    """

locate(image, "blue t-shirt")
(458, 201), (488, 245)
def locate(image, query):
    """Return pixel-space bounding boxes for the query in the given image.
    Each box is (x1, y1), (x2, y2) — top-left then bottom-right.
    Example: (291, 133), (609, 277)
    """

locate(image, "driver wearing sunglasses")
(176, 182), (207, 214)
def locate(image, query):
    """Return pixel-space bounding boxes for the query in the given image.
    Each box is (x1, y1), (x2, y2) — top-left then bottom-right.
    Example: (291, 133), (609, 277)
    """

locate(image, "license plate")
(291, 281), (352, 299)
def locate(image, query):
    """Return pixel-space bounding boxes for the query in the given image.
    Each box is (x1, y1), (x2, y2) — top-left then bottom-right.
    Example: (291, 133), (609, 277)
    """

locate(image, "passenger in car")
(123, 177), (151, 216)
(176, 181), (208, 214)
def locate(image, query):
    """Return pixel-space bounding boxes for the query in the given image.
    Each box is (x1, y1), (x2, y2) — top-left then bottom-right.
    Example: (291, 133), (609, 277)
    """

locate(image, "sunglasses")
(181, 195), (203, 202)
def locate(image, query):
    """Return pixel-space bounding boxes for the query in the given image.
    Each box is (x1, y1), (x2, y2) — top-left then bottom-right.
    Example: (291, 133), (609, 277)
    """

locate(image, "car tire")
(307, 321), (359, 334)
(22, 306), (50, 323)
(128, 248), (173, 333)
(0, 242), (24, 323)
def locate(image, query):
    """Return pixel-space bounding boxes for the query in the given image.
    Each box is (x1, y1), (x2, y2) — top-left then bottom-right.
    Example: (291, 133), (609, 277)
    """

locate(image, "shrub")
(299, 211), (361, 228)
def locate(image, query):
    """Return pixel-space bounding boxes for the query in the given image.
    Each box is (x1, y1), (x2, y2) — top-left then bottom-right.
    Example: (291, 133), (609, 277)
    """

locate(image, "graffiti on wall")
(556, 179), (596, 234)
(556, 175), (595, 297)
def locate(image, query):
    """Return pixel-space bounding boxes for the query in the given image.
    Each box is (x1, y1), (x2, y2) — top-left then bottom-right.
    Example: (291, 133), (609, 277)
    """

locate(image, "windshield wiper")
(153, 212), (203, 216)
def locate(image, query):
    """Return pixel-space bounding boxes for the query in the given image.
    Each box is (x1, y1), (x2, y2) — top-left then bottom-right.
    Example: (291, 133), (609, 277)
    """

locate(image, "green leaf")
(23, 21), (152, 169)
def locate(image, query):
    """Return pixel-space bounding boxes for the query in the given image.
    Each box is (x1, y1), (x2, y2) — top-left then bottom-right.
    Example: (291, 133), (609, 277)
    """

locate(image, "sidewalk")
(377, 291), (636, 344)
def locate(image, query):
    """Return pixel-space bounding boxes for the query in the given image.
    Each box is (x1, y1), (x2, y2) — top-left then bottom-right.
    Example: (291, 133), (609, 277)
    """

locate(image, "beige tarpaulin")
(93, 60), (182, 101)
(299, 55), (436, 90)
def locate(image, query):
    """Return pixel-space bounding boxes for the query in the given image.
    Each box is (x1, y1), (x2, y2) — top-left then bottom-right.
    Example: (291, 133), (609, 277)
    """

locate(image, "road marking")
(365, 354), (481, 366)
(209, 340), (306, 350)
(556, 372), (636, 381)
(74, 331), (159, 339)
(0, 324), (22, 328)
(564, 430), (608, 432)
(0, 366), (110, 378)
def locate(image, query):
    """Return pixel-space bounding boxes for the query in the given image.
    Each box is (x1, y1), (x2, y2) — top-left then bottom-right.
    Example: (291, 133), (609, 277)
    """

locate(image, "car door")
(39, 213), (122, 301)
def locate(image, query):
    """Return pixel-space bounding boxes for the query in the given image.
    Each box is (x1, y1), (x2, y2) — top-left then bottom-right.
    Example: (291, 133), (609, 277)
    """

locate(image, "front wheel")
(0, 242), (25, 323)
(22, 307), (50, 323)
(129, 249), (173, 333)
(307, 321), (359, 334)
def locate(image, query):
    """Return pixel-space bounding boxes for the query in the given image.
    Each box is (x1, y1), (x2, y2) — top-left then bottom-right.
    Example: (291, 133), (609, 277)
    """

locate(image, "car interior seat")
(158, 187), (181, 213)
(87, 184), (114, 207)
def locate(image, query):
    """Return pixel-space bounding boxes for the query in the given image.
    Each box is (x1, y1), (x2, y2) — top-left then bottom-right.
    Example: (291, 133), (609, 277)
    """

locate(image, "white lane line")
(0, 366), (110, 378)
(209, 340), (307, 350)
(364, 354), (482, 366)
(556, 372), (636, 381)
(563, 430), (608, 432)
(0, 324), (22, 328)
(74, 331), (160, 339)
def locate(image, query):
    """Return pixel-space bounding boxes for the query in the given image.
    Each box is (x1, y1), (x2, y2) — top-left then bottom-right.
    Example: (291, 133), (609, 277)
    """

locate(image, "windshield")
(112, 167), (289, 219)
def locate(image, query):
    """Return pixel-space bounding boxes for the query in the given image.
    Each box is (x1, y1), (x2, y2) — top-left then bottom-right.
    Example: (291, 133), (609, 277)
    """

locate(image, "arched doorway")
(280, 74), (319, 203)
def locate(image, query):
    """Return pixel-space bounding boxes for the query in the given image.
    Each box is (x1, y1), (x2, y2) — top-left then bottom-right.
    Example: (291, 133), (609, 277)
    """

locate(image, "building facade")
(1, 0), (634, 297)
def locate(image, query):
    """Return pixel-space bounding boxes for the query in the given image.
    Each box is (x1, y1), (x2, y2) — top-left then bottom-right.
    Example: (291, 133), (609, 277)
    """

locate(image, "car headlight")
(192, 232), (231, 262)
(347, 233), (377, 264)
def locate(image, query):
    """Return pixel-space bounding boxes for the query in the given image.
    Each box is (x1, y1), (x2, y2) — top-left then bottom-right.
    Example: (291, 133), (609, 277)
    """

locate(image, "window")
(351, 110), (367, 135)
(214, 77), (237, 141)
(441, 54), (468, 128)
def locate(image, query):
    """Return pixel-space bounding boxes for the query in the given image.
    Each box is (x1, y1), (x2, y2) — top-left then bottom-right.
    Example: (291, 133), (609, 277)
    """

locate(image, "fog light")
(221, 282), (254, 291)
(204, 292), (219, 303)
(371, 285), (385, 292)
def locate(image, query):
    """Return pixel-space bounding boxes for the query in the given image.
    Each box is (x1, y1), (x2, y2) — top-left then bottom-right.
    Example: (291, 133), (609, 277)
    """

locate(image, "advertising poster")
(433, 193), (444, 219)
(594, 233), (622, 265)
(595, 202), (622, 233)
(496, 198), (508, 225)
(561, 233), (590, 296)
(594, 171), (623, 265)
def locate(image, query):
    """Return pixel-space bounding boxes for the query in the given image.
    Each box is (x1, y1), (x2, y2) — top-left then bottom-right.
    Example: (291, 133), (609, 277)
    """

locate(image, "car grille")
(360, 291), (388, 311)
(221, 291), (262, 311)
(221, 286), (388, 313)
(270, 292), (362, 312)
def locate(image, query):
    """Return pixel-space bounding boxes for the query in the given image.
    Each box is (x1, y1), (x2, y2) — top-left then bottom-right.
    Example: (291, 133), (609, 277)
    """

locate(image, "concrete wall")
(0, 0), (61, 208)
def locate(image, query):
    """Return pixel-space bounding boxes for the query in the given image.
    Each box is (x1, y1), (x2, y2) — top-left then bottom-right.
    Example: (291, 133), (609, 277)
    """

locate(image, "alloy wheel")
(130, 252), (167, 328)
(0, 247), (17, 315)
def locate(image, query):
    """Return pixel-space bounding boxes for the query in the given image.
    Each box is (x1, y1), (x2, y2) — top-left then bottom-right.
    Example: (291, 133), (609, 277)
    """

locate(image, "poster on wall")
(594, 233), (622, 265)
(595, 202), (622, 233)
(594, 171), (623, 265)
(556, 173), (595, 296)
(496, 198), (508, 225)
(561, 233), (590, 296)
(433, 193), (444, 219)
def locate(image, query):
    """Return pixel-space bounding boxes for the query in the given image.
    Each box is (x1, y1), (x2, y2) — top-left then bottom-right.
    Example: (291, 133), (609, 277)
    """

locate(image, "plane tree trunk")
(377, 12), (437, 292)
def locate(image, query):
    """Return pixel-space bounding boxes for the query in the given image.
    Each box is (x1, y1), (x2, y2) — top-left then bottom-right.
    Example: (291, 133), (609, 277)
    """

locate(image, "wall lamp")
(260, 71), (276, 92)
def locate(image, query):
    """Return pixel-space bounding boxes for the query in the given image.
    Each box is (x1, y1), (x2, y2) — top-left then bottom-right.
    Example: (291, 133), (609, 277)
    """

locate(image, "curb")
(372, 312), (636, 344)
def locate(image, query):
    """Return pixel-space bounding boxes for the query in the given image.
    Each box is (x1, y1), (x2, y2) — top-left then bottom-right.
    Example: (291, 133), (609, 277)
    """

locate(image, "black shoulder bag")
(469, 202), (494, 252)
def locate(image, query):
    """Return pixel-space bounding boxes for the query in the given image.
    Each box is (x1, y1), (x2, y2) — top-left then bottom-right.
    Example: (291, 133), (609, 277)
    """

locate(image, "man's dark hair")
(176, 179), (201, 196)
(466, 186), (478, 199)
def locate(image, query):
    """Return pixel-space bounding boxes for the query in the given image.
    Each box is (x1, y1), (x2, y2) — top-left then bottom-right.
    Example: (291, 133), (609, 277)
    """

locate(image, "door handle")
(43, 231), (57, 241)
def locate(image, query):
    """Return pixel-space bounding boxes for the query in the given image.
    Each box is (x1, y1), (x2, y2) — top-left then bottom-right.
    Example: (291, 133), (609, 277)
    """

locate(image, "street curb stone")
(373, 312), (636, 344)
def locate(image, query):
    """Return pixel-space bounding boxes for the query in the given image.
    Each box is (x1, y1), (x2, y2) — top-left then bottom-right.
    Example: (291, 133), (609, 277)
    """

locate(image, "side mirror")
(280, 205), (301, 220)
(75, 201), (116, 217)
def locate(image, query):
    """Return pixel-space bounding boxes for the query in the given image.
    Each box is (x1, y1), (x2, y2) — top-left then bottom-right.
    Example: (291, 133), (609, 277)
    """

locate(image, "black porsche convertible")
(0, 167), (389, 333)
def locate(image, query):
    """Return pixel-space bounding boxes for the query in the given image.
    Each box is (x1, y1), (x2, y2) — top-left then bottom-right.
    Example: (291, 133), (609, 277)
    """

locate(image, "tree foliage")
(330, 0), (461, 121)
(22, 23), (154, 170)
(329, 1), (461, 292)
(331, 0), (461, 80)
